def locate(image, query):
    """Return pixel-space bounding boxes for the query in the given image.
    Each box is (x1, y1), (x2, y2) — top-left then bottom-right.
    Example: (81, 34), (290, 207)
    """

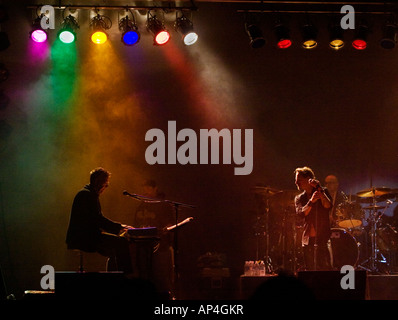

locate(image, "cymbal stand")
(358, 189), (387, 273)
(281, 208), (287, 270)
(263, 197), (274, 274)
(253, 215), (263, 261)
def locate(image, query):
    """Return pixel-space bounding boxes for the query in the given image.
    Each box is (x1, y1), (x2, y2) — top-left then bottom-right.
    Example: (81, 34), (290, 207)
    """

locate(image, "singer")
(294, 166), (333, 270)
(66, 167), (134, 274)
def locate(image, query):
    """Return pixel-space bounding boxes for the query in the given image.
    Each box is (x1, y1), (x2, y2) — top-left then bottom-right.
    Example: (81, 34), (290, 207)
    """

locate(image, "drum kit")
(251, 185), (398, 274)
(354, 187), (398, 273)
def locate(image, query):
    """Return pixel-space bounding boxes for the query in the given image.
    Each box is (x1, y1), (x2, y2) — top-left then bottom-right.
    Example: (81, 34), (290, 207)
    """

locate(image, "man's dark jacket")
(66, 185), (122, 252)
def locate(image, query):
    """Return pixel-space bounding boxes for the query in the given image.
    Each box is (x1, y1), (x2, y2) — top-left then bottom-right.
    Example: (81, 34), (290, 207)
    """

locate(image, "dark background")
(0, 0), (397, 299)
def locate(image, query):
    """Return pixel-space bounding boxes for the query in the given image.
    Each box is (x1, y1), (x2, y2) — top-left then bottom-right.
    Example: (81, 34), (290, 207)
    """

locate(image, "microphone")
(123, 190), (136, 198)
(123, 191), (161, 203)
(309, 179), (322, 191)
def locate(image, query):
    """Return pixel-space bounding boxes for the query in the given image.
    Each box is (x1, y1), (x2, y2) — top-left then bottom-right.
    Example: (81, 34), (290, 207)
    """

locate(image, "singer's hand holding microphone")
(308, 179), (323, 203)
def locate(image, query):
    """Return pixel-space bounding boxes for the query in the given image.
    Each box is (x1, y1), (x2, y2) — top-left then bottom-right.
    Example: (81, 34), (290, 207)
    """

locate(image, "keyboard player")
(66, 167), (134, 275)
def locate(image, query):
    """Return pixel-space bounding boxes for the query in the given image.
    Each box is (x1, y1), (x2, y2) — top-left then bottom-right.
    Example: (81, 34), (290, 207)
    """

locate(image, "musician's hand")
(308, 179), (320, 188)
(121, 224), (134, 230)
(310, 191), (322, 203)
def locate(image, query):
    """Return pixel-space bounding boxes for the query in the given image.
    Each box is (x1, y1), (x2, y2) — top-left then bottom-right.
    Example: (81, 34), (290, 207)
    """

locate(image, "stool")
(71, 250), (85, 273)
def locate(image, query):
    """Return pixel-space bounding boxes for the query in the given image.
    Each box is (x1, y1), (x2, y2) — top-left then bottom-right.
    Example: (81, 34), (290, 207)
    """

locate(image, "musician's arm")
(320, 188), (333, 209)
(295, 196), (313, 217)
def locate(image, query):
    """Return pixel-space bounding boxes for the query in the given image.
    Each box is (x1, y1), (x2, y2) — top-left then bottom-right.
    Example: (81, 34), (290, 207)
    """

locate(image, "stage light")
(245, 23), (265, 49)
(380, 23), (397, 49)
(352, 24), (369, 50)
(0, 32), (9, 51)
(58, 15), (79, 44)
(119, 15), (140, 46)
(274, 23), (291, 49)
(147, 12), (170, 46)
(0, 63), (9, 82)
(175, 13), (198, 46)
(301, 23), (318, 49)
(31, 29), (47, 43)
(30, 17), (47, 43)
(91, 31), (107, 44)
(0, 6), (9, 51)
(90, 13), (111, 45)
(329, 24), (345, 50)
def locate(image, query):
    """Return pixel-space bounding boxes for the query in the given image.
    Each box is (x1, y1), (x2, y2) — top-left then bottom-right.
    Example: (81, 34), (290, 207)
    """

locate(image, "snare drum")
(329, 228), (360, 269)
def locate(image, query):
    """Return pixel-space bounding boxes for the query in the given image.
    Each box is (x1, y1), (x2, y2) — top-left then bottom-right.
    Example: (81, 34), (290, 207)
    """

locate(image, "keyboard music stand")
(123, 191), (195, 298)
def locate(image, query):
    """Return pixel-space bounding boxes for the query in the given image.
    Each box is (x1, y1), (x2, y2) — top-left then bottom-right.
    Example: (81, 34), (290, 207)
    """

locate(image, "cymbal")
(363, 205), (386, 210)
(356, 187), (398, 198)
(345, 194), (358, 201)
(252, 186), (282, 196)
(271, 189), (301, 205)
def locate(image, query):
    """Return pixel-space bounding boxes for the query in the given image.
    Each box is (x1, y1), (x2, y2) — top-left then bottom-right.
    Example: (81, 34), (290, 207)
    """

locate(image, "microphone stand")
(312, 184), (329, 271)
(123, 191), (195, 298)
(164, 200), (195, 299)
(314, 203), (318, 271)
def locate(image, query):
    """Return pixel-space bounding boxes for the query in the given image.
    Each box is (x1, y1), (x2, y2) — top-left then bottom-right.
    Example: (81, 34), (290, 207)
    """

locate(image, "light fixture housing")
(175, 13), (198, 46)
(274, 23), (291, 49)
(245, 23), (265, 49)
(301, 23), (318, 49)
(147, 12), (170, 46)
(58, 15), (79, 44)
(30, 16), (48, 43)
(0, 31), (9, 51)
(329, 24), (345, 50)
(90, 13), (111, 45)
(119, 14), (140, 46)
(380, 23), (397, 49)
(352, 23), (369, 50)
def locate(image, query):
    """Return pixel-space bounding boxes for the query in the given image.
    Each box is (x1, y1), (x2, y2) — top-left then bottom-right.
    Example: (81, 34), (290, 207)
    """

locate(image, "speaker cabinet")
(367, 275), (398, 300)
(55, 272), (157, 300)
(297, 270), (367, 300)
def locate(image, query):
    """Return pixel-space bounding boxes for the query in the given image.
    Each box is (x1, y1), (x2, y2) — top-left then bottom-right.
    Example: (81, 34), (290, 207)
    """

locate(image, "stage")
(240, 272), (398, 300)
(15, 270), (398, 301)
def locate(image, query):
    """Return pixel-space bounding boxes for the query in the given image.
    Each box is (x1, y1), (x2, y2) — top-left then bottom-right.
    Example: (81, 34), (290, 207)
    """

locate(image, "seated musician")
(66, 167), (133, 275)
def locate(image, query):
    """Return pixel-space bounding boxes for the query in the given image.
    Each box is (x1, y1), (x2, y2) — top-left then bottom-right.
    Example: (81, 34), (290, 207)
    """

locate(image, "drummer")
(324, 175), (348, 227)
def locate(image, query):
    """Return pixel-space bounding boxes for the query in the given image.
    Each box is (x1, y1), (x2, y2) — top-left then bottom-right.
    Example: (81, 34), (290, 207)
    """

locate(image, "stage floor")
(19, 271), (398, 300)
(239, 272), (398, 300)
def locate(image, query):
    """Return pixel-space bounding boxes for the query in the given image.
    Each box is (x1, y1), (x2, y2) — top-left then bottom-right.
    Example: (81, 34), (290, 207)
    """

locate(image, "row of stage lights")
(30, 9), (198, 46)
(245, 19), (398, 50)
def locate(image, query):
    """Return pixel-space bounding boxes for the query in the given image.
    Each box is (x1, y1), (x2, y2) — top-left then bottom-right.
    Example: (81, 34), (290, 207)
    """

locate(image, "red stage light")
(352, 24), (369, 50)
(277, 39), (292, 49)
(352, 39), (367, 50)
(274, 23), (292, 49)
(155, 30), (170, 45)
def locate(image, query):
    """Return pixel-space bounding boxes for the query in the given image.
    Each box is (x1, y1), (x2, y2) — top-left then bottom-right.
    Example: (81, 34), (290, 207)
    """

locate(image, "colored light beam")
(161, 42), (247, 128)
(28, 39), (50, 64)
(50, 39), (78, 111)
(69, 40), (149, 180)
